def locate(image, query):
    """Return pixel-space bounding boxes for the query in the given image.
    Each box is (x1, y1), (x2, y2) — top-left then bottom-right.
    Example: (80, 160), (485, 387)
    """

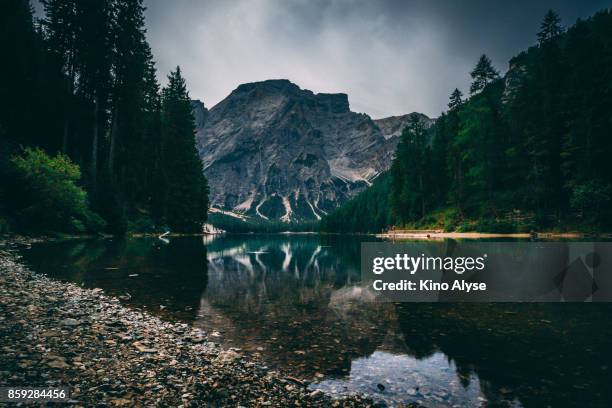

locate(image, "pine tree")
(1, 0), (212, 234)
(108, 0), (148, 183)
(139, 44), (164, 215)
(391, 114), (430, 222)
(160, 67), (209, 232)
(0, 0), (38, 148)
(41, 0), (115, 196)
(320, 173), (394, 233)
(456, 84), (506, 212)
(430, 113), (450, 202)
(538, 10), (564, 45)
(445, 107), (464, 211)
(73, 0), (113, 197)
(322, 9), (612, 232)
(101, 0), (156, 232)
(560, 12), (612, 224)
(523, 11), (566, 218)
(41, 0), (79, 154)
(469, 54), (500, 94)
(448, 88), (463, 110)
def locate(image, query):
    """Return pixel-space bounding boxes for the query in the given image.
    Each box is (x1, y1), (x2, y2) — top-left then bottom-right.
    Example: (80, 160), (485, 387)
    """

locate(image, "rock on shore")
(0, 245), (373, 407)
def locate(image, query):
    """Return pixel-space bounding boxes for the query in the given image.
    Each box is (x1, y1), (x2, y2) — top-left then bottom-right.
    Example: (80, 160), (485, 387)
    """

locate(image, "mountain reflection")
(20, 235), (612, 407)
(196, 234), (394, 379)
(199, 235), (612, 407)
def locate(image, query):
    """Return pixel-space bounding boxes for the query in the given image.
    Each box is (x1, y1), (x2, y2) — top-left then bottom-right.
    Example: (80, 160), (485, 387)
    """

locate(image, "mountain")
(322, 9), (612, 233)
(374, 114), (435, 140)
(193, 79), (432, 223)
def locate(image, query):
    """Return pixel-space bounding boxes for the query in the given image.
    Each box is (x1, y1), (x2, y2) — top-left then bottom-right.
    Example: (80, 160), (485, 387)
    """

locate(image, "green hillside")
(322, 9), (612, 233)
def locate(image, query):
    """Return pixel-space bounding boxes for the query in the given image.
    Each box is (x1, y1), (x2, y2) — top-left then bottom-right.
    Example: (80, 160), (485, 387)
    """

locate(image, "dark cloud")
(143, 1), (607, 117)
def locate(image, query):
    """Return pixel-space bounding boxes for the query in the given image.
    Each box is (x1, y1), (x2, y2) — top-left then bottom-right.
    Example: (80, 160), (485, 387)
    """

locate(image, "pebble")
(60, 318), (81, 327)
(0, 240), (373, 407)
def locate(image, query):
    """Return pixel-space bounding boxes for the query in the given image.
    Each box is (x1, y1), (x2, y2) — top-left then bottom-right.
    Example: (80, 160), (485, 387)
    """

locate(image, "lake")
(19, 234), (612, 407)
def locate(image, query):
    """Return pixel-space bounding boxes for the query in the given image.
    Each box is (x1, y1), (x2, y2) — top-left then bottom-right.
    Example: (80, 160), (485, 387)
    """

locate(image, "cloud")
(145, 0), (607, 118)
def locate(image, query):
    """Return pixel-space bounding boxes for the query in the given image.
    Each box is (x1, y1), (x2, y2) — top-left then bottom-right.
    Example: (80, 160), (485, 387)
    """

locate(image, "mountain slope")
(319, 171), (396, 233)
(194, 79), (431, 223)
(322, 9), (612, 232)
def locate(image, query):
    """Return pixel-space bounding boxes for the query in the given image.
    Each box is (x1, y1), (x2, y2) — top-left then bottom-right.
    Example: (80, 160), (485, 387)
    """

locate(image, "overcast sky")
(40, 1), (609, 119)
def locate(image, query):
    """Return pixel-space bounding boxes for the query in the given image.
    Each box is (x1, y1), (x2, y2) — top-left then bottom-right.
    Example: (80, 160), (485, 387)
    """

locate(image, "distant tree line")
(321, 9), (612, 233)
(319, 172), (395, 233)
(208, 212), (319, 234)
(0, 0), (208, 234)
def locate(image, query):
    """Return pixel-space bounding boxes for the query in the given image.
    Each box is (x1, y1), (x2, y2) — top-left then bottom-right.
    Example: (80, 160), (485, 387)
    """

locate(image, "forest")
(0, 0), (208, 235)
(321, 9), (612, 234)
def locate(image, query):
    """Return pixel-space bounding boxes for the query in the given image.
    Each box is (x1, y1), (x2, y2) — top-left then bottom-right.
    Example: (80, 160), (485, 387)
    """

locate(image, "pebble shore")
(0, 242), (375, 407)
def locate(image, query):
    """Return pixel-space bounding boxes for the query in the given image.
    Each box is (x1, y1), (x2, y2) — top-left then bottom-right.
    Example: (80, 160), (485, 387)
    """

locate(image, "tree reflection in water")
(21, 235), (612, 407)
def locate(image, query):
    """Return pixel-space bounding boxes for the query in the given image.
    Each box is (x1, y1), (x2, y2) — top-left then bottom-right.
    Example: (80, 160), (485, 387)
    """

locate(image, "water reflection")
(23, 237), (208, 320)
(396, 303), (612, 407)
(312, 351), (485, 407)
(197, 235), (392, 380)
(20, 235), (612, 407)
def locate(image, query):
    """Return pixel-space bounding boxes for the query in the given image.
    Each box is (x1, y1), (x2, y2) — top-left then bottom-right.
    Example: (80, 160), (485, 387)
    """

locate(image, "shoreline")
(376, 231), (610, 240)
(0, 246), (371, 407)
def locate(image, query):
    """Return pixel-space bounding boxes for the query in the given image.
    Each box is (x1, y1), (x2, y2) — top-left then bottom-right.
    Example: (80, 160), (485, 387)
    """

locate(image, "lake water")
(19, 234), (612, 407)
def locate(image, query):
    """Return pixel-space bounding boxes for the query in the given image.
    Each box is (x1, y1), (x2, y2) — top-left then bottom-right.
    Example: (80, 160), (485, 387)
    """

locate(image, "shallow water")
(20, 235), (612, 407)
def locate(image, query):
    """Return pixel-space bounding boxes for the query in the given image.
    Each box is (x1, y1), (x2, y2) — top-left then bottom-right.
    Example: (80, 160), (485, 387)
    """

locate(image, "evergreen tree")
(469, 54), (500, 94)
(108, 0), (148, 185)
(139, 44), (164, 216)
(41, 0), (79, 154)
(1, 0), (65, 152)
(516, 10), (567, 218)
(448, 88), (463, 110)
(391, 114), (431, 223)
(320, 173), (395, 233)
(73, 0), (114, 197)
(538, 10), (564, 45)
(102, 0), (162, 232)
(2, 0), (208, 234)
(319, 9), (612, 232)
(160, 67), (209, 232)
(444, 106), (464, 211)
(0, 0), (38, 148)
(560, 12), (612, 223)
(456, 83), (506, 212)
(430, 113), (450, 204)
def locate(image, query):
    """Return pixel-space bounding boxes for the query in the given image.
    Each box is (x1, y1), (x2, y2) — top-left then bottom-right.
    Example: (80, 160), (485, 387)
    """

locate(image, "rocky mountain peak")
(190, 100), (208, 128)
(193, 80), (433, 223)
(315, 93), (350, 114)
(234, 79), (301, 94)
(374, 113), (435, 140)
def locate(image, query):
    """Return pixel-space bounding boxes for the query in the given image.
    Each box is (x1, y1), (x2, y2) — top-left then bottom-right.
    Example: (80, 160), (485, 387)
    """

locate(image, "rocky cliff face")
(191, 99), (208, 128)
(374, 114), (435, 140)
(194, 79), (432, 222)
